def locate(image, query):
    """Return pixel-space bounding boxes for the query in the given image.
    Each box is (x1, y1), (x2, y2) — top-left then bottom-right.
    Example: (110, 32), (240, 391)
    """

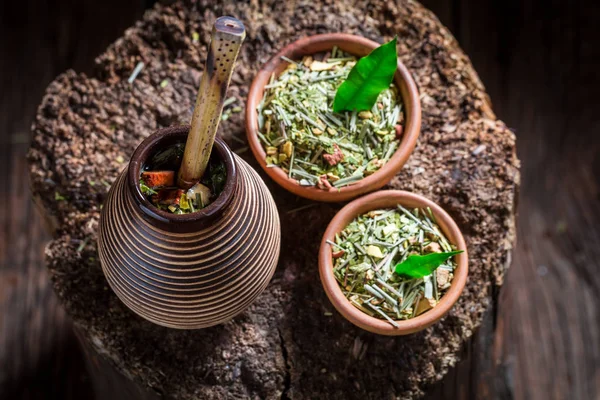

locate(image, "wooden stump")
(27, 0), (520, 398)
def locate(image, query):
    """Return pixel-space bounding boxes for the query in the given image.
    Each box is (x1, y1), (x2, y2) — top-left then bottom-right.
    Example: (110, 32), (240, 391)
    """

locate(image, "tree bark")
(27, 0), (519, 398)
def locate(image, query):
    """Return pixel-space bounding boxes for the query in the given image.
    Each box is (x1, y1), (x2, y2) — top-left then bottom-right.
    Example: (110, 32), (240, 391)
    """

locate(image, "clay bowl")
(246, 33), (421, 202)
(98, 126), (281, 329)
(319, 190), (468, 335)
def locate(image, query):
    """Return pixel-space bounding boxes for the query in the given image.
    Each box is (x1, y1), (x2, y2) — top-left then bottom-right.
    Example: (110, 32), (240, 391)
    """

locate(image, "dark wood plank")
(423, 0), (600, 399)
(420, 1), (504, 398)
(0, 1), (143, 398)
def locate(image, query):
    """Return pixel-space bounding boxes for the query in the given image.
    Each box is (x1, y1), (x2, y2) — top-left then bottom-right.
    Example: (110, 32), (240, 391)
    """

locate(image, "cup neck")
(126, 125), (238, 233)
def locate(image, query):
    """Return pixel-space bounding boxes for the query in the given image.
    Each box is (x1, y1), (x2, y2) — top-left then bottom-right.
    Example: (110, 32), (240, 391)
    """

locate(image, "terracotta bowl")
(318, 190), (468, 335)
(246, 33), (421, 202)
(98, 126), (281, 329)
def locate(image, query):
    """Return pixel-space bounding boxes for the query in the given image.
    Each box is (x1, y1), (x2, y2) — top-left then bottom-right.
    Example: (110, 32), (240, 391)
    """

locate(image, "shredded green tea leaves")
(330, 206), (460, 325)
(139, 143), (227, 214)
(257, 47), (404, 190)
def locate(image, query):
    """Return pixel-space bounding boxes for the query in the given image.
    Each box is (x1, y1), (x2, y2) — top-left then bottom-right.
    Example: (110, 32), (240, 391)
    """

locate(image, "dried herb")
(333, 38), (398, 112)
(139, 143), (227, 214)
(330, 205), (460, 325)
(139, 181), (157, 196)
(257, 46), (404, 190)
(147, 143), (184, 170)
(202, 161), (227, 195)
(220, 96), (240, 122)
(127, 61), (145, 84)
(76, 238), (89, 253)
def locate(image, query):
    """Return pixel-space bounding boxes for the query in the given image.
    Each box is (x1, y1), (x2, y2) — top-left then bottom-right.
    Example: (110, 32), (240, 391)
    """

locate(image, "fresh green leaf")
(394, 250), (464, 279)
(333, 37), (398, 112)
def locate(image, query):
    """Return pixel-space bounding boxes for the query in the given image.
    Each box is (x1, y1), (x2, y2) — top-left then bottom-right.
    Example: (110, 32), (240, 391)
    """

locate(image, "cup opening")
(246, 33), (421, 202)
(127, 125), (237, 231)
(319, 190), (468, 335)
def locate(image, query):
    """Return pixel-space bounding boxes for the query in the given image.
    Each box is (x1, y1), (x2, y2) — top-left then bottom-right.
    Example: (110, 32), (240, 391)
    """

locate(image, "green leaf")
(333, 37), (398, 112)
(394, 250), (464, 279)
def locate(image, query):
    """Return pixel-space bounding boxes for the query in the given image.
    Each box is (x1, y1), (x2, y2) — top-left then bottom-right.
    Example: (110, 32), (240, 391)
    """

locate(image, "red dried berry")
(322, 144), (344, 166)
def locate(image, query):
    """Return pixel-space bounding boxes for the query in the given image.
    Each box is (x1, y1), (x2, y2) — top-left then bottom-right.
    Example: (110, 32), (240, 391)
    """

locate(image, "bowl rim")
(245, 33), (421, 202)
(318, 190), (468, 335)
(127, 125), (238, 232)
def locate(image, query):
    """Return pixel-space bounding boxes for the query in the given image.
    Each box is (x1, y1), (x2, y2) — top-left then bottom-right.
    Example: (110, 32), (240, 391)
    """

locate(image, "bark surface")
(28, 0), (520, 398)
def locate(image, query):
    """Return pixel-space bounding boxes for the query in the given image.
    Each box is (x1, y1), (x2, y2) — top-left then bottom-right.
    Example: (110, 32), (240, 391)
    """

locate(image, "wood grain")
(0, 1), (142, 398)
(421, 0), (600, 398)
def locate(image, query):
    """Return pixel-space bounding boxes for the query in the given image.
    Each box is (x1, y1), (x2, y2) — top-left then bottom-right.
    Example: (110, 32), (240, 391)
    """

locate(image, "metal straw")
(177, 16), (246, 189)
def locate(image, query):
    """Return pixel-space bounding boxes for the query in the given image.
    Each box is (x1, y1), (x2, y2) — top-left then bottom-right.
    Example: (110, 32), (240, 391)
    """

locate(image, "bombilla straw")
(177, 16), (246, 189)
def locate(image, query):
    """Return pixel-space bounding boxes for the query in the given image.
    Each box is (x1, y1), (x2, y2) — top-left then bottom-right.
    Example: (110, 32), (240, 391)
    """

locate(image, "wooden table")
(1, 0), (598, 399)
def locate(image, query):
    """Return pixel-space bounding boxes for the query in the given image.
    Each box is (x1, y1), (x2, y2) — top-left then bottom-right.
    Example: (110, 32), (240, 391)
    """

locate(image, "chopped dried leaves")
(139, 143), (227, 214)
(256, 47), (404, 189)
(331, 206), (460, 325)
